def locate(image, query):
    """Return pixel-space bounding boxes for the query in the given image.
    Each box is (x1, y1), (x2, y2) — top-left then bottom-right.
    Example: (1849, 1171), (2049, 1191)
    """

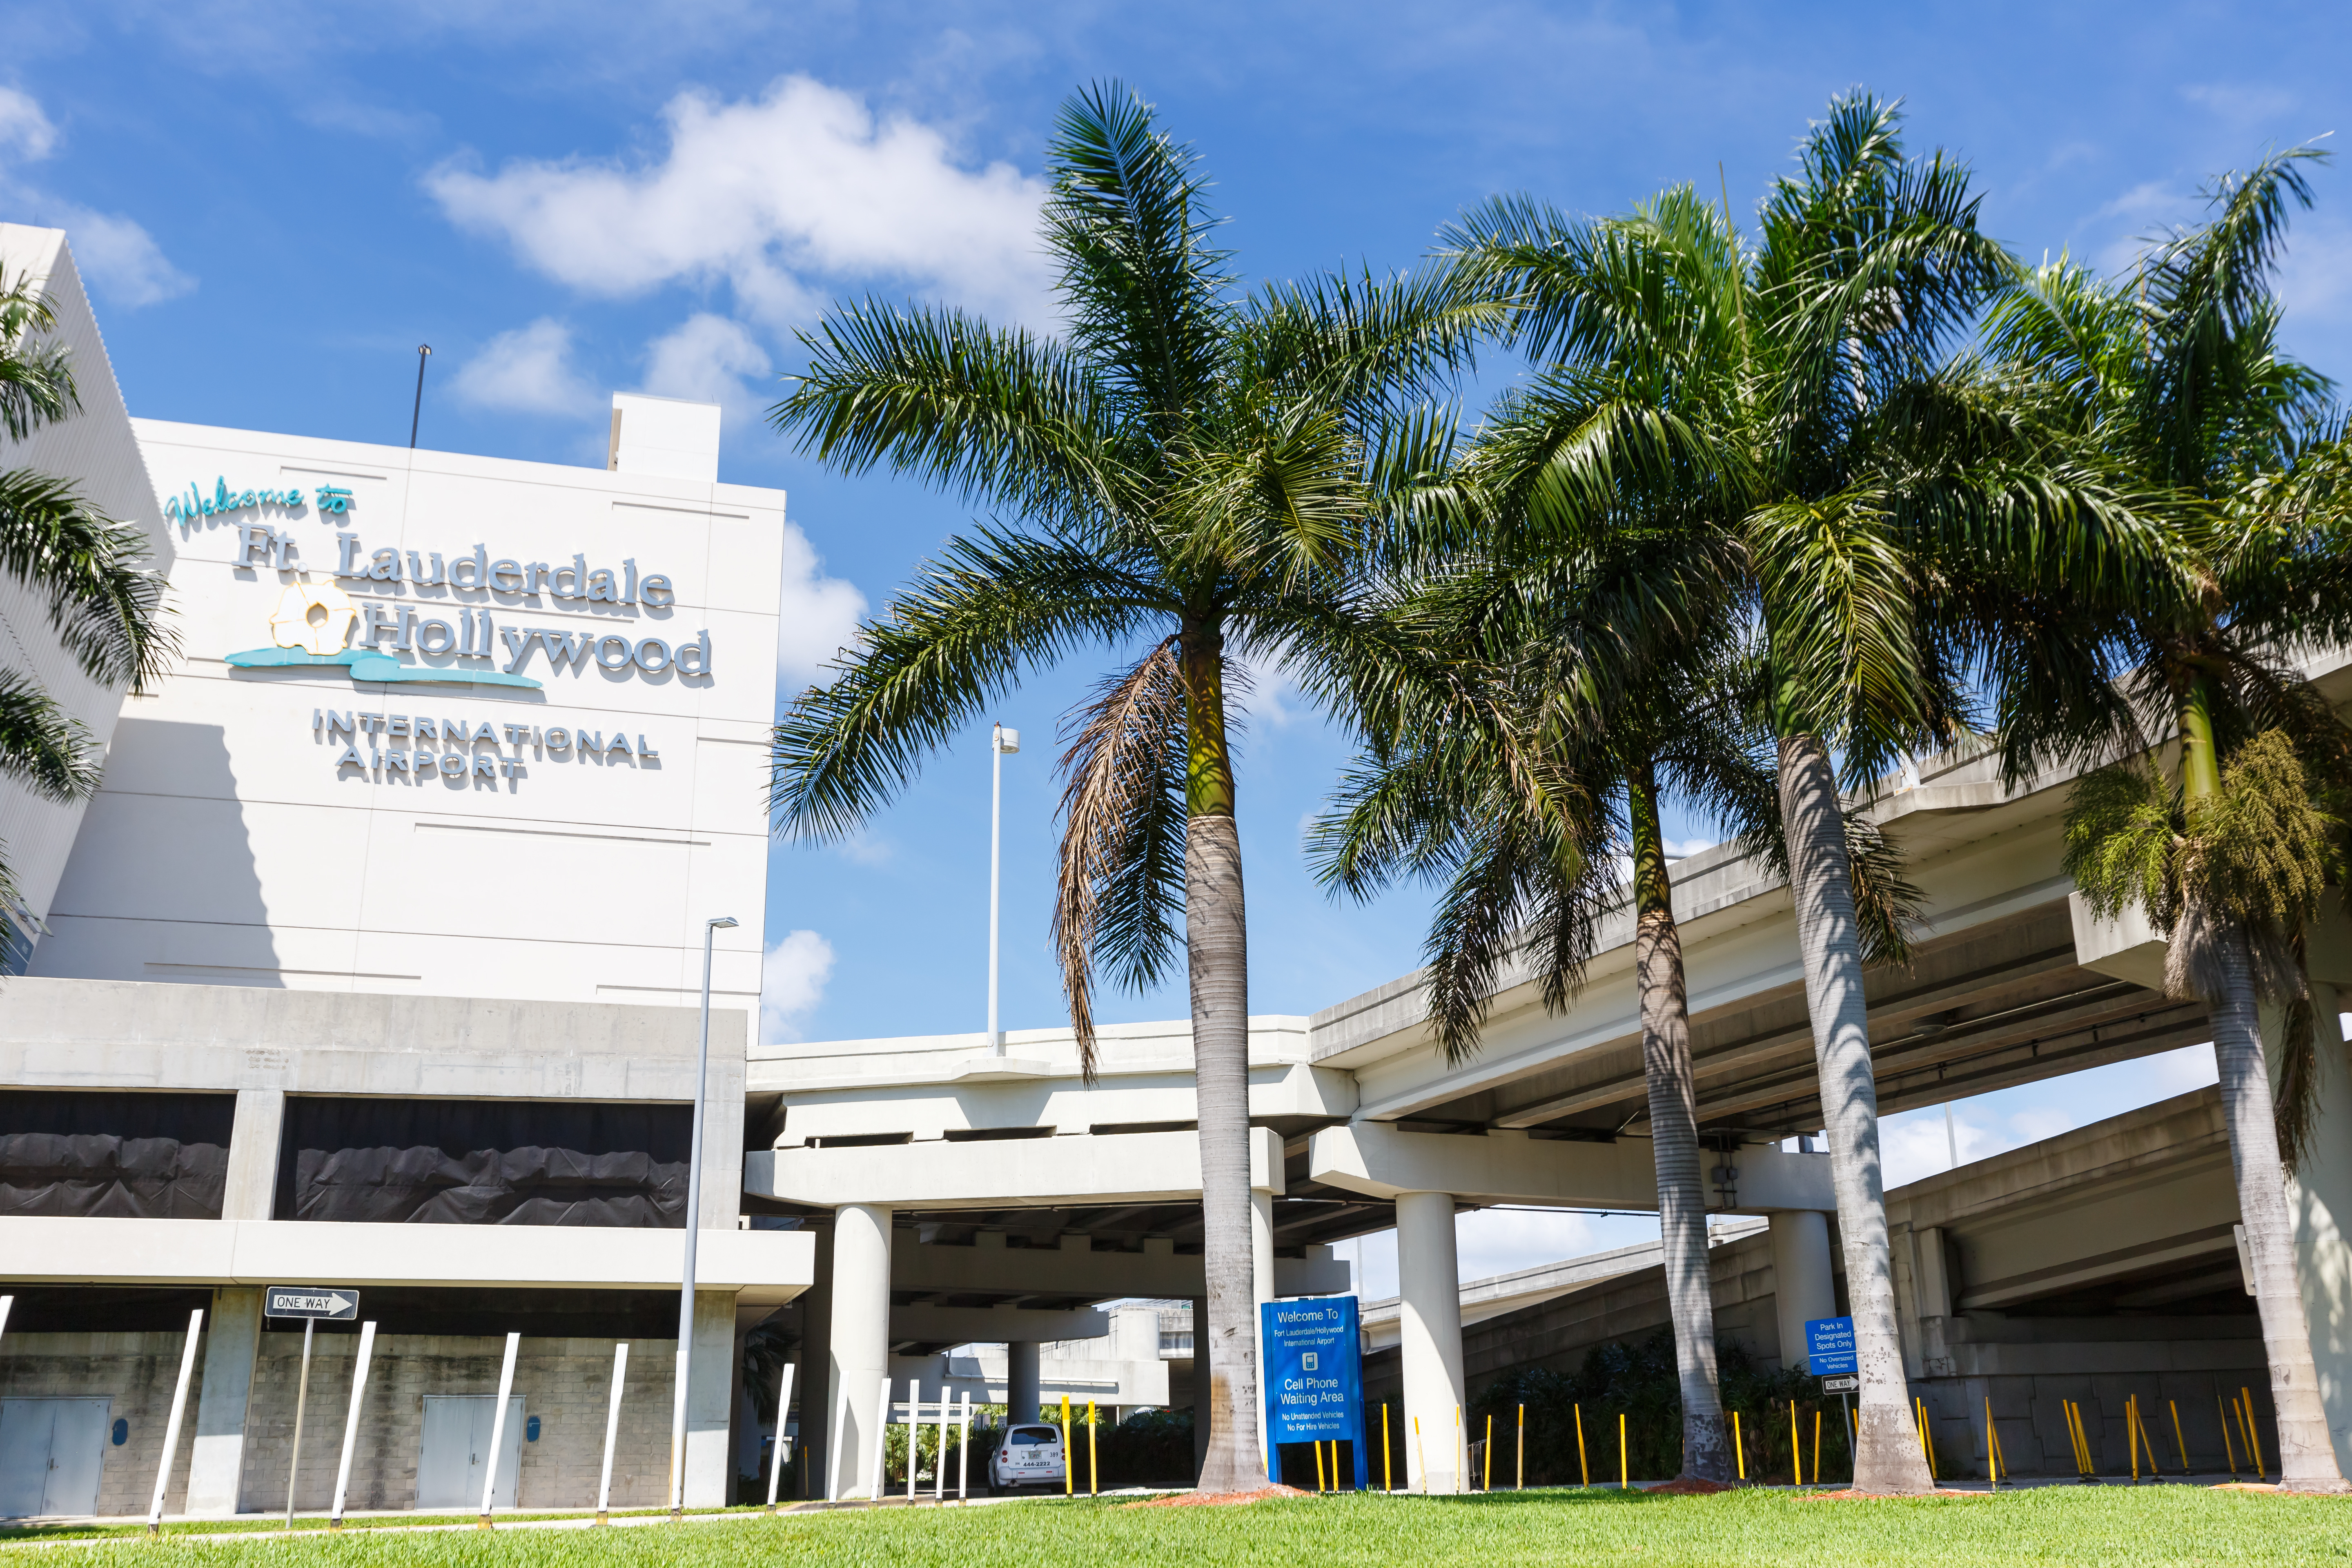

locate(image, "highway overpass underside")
(1397, 898), (2210, 1142)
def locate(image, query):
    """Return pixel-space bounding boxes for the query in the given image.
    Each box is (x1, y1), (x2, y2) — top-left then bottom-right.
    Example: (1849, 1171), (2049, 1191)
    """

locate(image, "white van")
(989, 1424), (1067, 1492)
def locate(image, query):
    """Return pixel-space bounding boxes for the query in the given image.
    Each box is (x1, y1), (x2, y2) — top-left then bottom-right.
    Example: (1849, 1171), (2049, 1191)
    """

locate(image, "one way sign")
(264, 1286), (360, 1321)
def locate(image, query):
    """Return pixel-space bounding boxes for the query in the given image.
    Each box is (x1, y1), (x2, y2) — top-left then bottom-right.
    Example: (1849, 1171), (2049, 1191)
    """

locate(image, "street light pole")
(988, 723), (1019, 1056)
(670, 913), (737, 1520)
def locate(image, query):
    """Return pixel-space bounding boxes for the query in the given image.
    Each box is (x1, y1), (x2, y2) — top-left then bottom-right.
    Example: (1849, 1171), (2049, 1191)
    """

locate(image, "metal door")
(0, 1399), (109, 1518)
(415, 1396), (522, 1510)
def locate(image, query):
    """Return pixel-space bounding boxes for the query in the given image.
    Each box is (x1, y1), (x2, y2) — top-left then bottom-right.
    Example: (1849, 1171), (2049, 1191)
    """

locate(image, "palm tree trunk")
(2175, 682), (2346, 1490)
(1629, 765), (1735, 1482)
(1182, 620), (1265, 1494)
(2206, 917), (2348, 1490)
(1775, 732), (1931, 1494)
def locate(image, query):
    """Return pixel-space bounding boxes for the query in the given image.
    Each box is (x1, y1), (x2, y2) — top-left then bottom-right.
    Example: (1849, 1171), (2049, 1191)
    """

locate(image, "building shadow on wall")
(31, 718), (278, 985)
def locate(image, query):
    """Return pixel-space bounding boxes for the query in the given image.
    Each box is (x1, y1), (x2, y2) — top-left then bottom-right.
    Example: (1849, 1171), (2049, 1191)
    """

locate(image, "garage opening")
(272, 1097), (690, 1226)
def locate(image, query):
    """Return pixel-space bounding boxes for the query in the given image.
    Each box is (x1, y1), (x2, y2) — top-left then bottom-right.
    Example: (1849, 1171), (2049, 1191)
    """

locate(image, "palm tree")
(1318, 502), (1921, 1485)
(766, 84), (1488, 1493)
(0, 272), (177, 962)
(1441, 95), (2162, 1491)
(1985, 146), (2352, 1491)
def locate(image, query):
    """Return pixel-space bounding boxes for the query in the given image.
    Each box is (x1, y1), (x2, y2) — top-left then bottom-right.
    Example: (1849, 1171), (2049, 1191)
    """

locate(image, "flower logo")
(268, 582), (358, 657)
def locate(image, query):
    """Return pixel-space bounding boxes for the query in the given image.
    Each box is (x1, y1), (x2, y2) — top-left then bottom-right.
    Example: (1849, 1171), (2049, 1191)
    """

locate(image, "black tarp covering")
(0, 1091), (233, 1219)
(274, 1097), (690, 1227)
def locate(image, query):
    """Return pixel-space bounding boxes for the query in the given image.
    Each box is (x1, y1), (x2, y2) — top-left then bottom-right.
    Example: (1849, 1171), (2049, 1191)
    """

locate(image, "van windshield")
(1007, 1428), (1058, 1446)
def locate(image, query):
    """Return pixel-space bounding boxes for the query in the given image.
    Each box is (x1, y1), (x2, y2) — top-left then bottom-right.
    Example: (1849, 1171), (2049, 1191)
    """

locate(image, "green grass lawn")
(8, 1486), (2351, 1566)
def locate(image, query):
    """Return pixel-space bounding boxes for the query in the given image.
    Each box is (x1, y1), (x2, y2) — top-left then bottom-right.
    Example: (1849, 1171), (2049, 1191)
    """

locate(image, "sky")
(9, 0), (2349, 1283)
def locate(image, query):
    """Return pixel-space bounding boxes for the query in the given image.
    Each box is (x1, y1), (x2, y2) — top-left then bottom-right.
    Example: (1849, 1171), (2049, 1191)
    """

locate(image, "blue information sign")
(1261, 1296), (1369, 1489)
(1804, 1316), (1857, 1376)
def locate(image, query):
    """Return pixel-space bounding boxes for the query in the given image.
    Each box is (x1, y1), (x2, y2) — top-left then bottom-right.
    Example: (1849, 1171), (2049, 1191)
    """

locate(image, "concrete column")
(1006, 1340), (1040, 1424)
(1190, 1295), (1209, 1482)
(2282, 984), (2352, 1474)
(797, 1222), (833, 1502)
(684, 1289), (738, 1507)
(1394, 1191), (1464, 1493)
(1252, 1188), (1276, 1474)
(827, 1203), (893, 1499)
(1770, 1209), (1837, 1372)
(220, 1089), (285, 1221)
(185, 1287), (262, 1515)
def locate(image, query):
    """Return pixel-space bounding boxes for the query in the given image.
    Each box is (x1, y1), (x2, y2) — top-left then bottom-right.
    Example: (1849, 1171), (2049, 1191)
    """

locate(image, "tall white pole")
(479, 1332), (521, 1525)
(330, 1321), (376, 1528)
(765, 1362), (795, 1511)
(145, 1308), (205, 1536)
(597, 1343), (628, 1523)
(1945, 1102), (1960, 1169)
(285, 1319), (316, 1528)
(671, 914), (737, 1519)
(906, 1379), (920, 1503)
(958, 1392), (971, 1502)
(988, 724), (1008, 1056)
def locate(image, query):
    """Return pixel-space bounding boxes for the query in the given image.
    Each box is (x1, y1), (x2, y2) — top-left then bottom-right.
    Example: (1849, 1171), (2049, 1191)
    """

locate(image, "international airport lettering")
(314, 707), (658, 784)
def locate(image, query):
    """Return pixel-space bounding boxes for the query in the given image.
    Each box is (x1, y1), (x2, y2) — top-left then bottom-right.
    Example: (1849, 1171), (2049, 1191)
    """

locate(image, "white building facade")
(0, 227), (807, 1521)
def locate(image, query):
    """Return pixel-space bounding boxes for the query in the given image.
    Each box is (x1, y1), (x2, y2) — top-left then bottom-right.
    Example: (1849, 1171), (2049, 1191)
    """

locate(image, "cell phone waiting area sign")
(1262, 1296), (1369, 1489)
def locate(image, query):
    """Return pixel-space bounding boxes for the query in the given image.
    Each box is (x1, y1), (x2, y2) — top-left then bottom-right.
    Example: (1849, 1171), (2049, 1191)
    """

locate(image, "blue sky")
(9, 0), (2348, 1281)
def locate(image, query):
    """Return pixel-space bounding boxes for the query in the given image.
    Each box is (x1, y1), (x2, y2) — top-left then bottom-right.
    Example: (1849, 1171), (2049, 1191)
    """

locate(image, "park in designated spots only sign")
(1261, 1295), (1368, 1489)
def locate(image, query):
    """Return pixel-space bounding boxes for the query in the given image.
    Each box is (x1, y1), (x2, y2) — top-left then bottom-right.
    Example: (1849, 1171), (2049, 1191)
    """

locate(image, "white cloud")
(2180, 82), (2299, 125)
(425, 74), (1051, 328)
(0, 88), (192, 308)
(641, 312), (774, 425)
(450, 317), (599, 416)
(0, 87), (59, 161)
(774, 520), (866, 693)
(760, 927), (835, 1042)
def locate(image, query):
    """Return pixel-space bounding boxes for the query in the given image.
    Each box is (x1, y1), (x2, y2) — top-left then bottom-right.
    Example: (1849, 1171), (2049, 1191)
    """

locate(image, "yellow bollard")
(1088, 1401), (1099, 1496)
(1517, 1403), (1525, 1491)
(1732, 1410), (1745, 1481)
(1790, 1401), (1802, 1487)
(1383, 1403), (1393, 1492)
(2241, 1388), (2265, 1477)
(1575, 1404), (1589, 1488)
(1060, 1395), (1073, 1497)
(1812, 1408), (1822, 1488)
(1414, 1416), (1427, 1494)
(1454, 1406), (1463, 1494)
(1984, 1397), (1998, 1488)
(1314, 1440), (1326, 1493)
(2128, 1398), (2139, 1483)
(1618, 1412), (1628, 1491)
(2217, 1394), (2238, 1477)
(1483, 1413), (1493, 1492)
(1915, 1397), (1937, 1480)
(2169, 1399), (2189, 1475)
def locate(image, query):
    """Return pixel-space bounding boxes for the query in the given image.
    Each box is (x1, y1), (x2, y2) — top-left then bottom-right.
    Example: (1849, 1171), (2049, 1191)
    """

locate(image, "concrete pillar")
(1394, 1191), (1464, 1493)
(1007, 1340), (1040, 1423)
(797, 1222), (833, 1502)
(2281, 983), (2352, 1474)
(827, 1203), (893, 1499)
(684, 1290), (738, 1507)
(1252, 1188), (1276, 1475)
(220, 1089), (284, 1221)
(1190, 1295), (1208, 1482)
(1770, 1209), (1837, 1372)
(184, 1288), (262, 1515)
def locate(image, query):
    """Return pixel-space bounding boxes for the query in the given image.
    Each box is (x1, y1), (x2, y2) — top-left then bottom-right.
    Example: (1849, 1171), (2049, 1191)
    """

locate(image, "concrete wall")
(0, 1327), (710, 1515)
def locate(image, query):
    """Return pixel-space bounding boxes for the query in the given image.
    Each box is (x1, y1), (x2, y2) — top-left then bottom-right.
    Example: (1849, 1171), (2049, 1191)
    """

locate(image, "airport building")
(4, 221), (2350, 1517)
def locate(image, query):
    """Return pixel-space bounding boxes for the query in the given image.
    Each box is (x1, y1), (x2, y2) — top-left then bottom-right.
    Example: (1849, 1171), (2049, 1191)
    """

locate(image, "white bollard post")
(285, 1319), (317, 1529)
(959, 1393), (971, 1502)
(906, 1379), (920, 1503)
(478, 1332), (521, 1526)
(934, 1390), (948, 1501)
(145, 1309), (205, 1536)
(766, 1363), (795, 1511)
(596, 1343), (628, 1524)
(826, 1381), (849, 1502)
(869, 1378), (890, 1504)
(330, 1321), (377, 1528)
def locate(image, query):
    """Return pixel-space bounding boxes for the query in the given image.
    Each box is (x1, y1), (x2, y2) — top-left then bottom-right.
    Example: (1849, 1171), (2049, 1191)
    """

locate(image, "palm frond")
(1054, 638), (1188, 1079)
(0, 468), (178, 692)
(0, 274), (77, 442)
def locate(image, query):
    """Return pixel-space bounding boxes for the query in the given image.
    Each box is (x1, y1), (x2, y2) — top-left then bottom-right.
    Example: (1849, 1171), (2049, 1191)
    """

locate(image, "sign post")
(265, 1287), (359, 1528)
(1260, 1297), (1369, 1490)
(1804, 1316), (1858, 1467)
